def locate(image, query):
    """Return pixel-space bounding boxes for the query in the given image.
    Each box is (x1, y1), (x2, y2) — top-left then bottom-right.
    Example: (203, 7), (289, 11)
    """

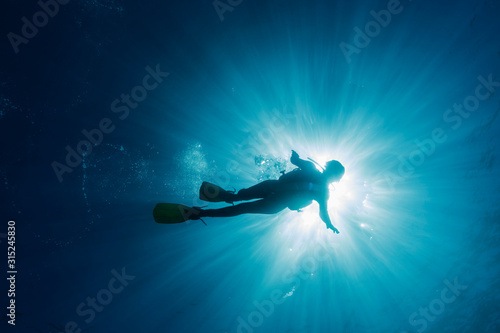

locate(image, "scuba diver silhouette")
(195, 150), (345, 233)
(153, 150), (345, 233)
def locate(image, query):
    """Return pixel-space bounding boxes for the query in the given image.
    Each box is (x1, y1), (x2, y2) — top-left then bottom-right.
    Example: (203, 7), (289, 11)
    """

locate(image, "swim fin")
(153, 203), (202, 224)
(199, 181), (235, 203)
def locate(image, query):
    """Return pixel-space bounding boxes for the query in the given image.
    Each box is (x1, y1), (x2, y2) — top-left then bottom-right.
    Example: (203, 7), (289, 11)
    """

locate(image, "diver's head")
(323, 160), (345, 183)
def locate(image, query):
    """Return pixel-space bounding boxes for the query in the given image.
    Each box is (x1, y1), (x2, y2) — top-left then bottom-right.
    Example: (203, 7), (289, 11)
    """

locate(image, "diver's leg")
(200, 197), (287, 217)
(235, 180), (280, 201)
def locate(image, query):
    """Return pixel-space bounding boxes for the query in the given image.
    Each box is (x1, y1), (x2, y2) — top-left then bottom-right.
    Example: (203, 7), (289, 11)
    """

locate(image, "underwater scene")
(1, 0), (500, 332)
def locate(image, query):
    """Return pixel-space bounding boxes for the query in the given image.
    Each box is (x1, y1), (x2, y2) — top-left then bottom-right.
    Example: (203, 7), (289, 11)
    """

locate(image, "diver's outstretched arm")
(290, 150), (316, 171)
(319, 202), (339, 234)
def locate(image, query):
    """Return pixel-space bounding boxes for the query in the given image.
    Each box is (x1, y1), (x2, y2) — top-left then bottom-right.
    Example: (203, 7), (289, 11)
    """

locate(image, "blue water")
(1, 0), (500, 332)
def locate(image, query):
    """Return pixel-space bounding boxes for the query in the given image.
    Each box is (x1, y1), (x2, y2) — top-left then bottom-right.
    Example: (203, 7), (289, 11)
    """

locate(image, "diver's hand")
(326, 223), (339, 234)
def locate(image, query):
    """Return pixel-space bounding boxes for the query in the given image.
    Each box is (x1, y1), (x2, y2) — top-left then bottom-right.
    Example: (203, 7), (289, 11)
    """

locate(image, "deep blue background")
(1, 0), (499, 332)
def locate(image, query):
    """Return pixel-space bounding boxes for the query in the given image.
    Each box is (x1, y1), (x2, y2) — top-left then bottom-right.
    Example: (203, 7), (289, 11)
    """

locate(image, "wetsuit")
(200, 159), (329, 218)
